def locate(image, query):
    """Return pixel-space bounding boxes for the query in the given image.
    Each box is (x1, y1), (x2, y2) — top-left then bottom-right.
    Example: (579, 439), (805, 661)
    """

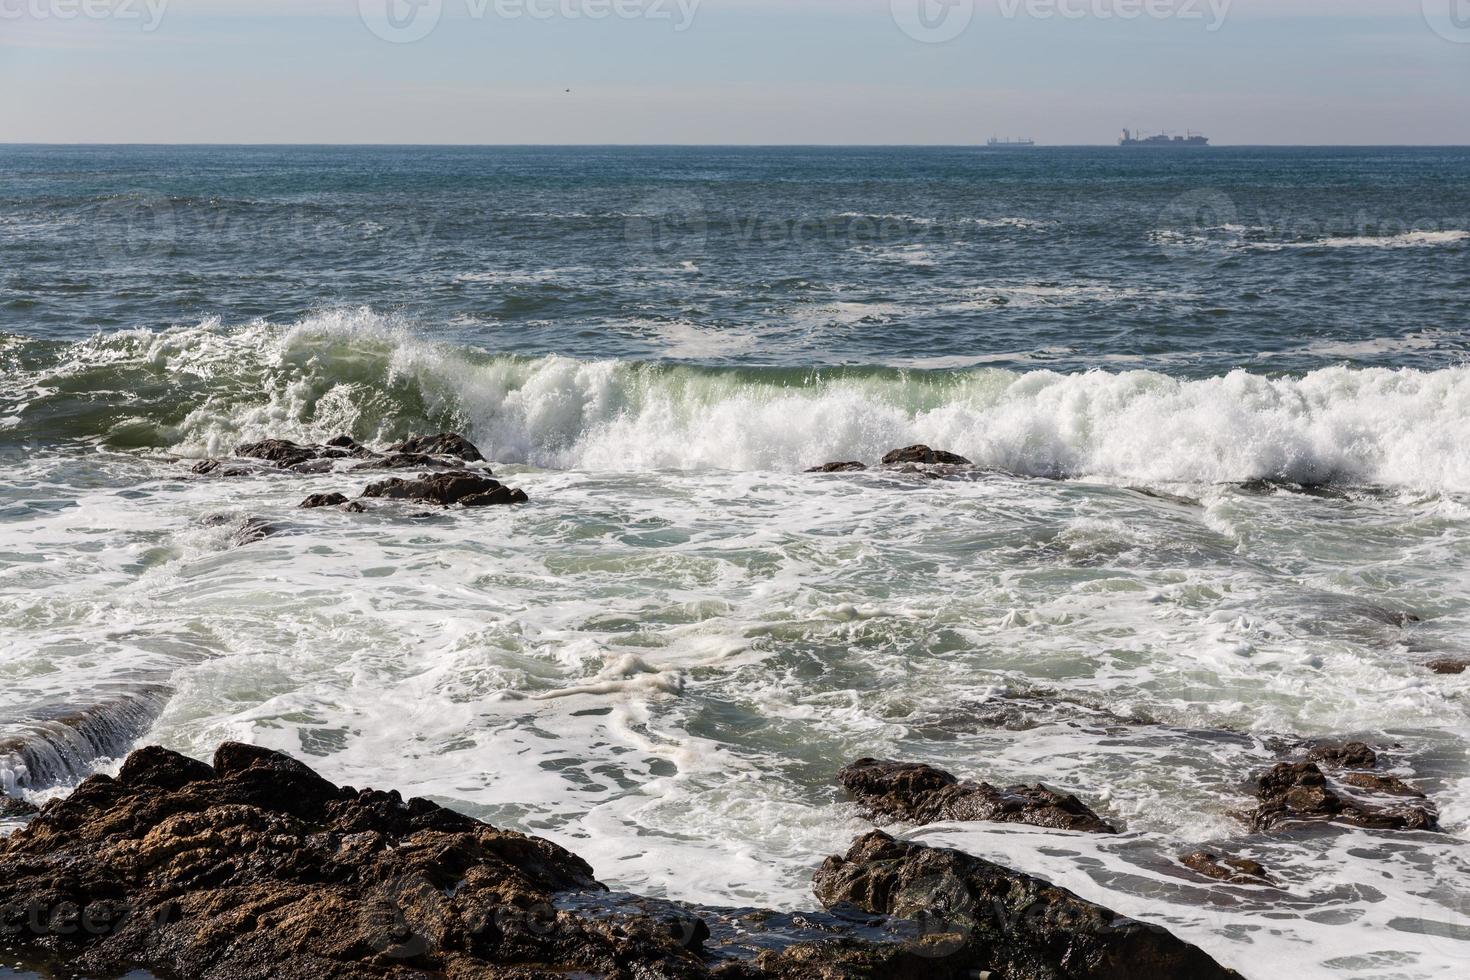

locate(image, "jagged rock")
(1246, 760), (1437, 832)
(838, 759), (1117, 834)
(881, 445), (972, 466)
(234, 438), (328, 468)
(1179, 852), (1272, 885)
(807, 462), (868, 473)
(1427, 659), (1469, 675)
(0, 745), (1236, 980)
(202, 514), (279, 547)
(814, 831), (1239, 979)
(190, 459), (269, 478)
(361, 471), (525, 507)
(300, 493), (350, 509)
(1305, 741), (1377, 770)
(384, 433), (485, 463)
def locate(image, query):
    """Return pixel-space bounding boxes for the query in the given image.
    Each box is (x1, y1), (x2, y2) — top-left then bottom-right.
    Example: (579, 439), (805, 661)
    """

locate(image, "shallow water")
(3, 146), (1470, 978)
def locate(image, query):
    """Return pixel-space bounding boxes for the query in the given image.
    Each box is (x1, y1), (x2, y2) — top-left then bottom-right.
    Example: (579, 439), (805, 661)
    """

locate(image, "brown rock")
(0, 746), (1235, 980)
(838, 759), (1117, 834)
(814, 831), (1240, 980)
(1180, 851), (1272, 885)
(300, 493), (350, 509)
(881, 446), (972, 466)
(806, 462), (868, 473)
(1427, 659), (1469, 675)
(1246, 761), (1437, 832)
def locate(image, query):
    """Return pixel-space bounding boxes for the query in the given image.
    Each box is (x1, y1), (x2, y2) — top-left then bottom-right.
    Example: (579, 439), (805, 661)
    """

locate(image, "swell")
(8, 310), (1470, 489)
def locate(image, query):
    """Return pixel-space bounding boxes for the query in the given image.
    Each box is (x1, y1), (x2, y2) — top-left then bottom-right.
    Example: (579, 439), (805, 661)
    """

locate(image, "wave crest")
(9, 310), (1470, 489)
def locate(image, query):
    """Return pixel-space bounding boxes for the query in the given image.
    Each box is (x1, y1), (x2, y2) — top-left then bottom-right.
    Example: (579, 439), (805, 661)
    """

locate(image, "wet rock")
(384, 432), (485, 463)
(461, 486), (530, 507)
(202, 514), (279, 547)
(351, 452), (478, 472)
(838, 759), (1117, 834)
(1427, 659), (1469, 675)
(882, 445), (972, 466)
(1305, 741), (1377, 770)
(814, 831), (1240, 979)
(190, 459), (269, 478)
(807, 461), (868, 473)
(361, 471), (524, 507)
(1247, 761), (1438, 832)
(299, 492), (350, 509)
(0, 796), (39, 819)
(234, 438), (327, 468)
(0, 745), (1233, 980)
(1179, 851), (1272, 885)
(344, 501), (368, 514)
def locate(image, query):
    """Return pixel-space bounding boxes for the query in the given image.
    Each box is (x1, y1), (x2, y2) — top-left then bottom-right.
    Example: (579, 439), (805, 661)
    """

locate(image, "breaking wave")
(9, 309), (1470, 489)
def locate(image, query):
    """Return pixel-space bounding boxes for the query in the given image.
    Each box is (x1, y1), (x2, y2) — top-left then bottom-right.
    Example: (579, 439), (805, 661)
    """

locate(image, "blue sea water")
(3, 146), (1470, 979)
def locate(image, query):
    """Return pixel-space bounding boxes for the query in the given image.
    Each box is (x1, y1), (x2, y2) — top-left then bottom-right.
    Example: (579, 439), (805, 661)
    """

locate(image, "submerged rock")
(1247, 748), (1438, 832)
(814, 831), (1239, 979)
(881, 445), (972, 466)
(807, 461), (868, 473)
(1179, 851), (1272, 885)
(361, 471), (526, 507)
(299, 492), (350, 509)
(384, 432), (485, 462)
(0, 744), (1238, 980)
(838, 759), (1117, 834)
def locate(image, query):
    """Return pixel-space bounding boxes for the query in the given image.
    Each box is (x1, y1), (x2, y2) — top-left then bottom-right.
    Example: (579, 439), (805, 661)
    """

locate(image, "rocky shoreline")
(0, 743), (1241, 980)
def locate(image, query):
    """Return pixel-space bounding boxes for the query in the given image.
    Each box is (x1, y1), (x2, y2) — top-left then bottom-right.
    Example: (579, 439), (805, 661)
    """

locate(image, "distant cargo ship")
(1118, 128), (1209, 146)
(987, 137), (1036, 148)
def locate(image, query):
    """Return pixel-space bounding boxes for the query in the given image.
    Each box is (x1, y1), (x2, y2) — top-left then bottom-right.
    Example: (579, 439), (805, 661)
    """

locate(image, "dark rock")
(234, 438), (323, 468)
(1179, 851), (1272, 885)
(461, 486), (530, 508)
(351, 452), (475, 472)
(1246, 761), (1437, 832)
(300, 492), (350, 509)
(0, 745), (1234, 980)
(807, 461), (868, 473)
(814, 831), (1240, 979)
(1427, 659), (1469, 675)
(838, 759), (1117, 834)
(384, 433), (485, 463)
(231, 518), (278, 547)
(190, 459), (262, 478)
(1306, 741), (1377, 770)
(0, 795), (39, 819)
(344, 501), (368, 514)
(361, 471), (527, 508)
(881, 445), (972, 466)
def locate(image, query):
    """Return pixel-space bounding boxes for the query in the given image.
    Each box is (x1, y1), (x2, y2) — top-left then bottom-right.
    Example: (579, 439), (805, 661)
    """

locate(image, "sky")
(2, 0), (1468, 144)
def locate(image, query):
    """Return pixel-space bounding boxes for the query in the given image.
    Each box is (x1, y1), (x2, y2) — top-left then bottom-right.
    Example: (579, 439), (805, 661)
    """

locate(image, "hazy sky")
(3, 0), (1468, 144)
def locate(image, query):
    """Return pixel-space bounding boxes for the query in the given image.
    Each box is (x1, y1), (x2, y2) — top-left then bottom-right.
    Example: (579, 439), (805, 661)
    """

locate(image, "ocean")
(3, 144), (1470, 978)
